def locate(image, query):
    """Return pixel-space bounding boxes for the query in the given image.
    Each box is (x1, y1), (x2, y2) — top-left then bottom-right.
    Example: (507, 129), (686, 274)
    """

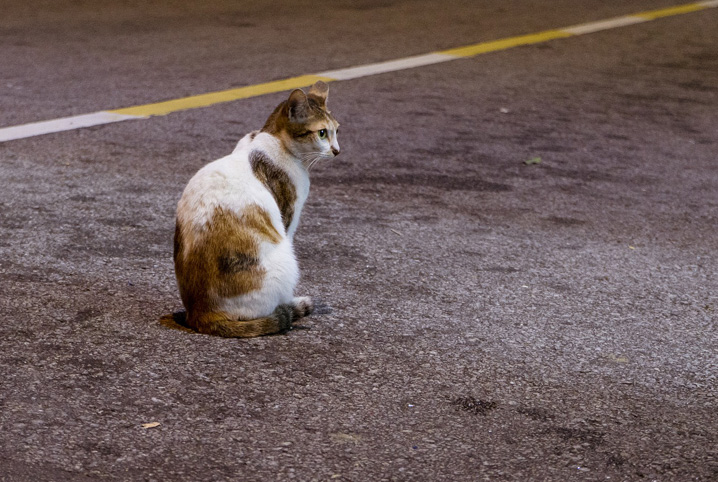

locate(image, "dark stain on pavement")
(451, 396), (498, 415)
(517, 406), (554, 422)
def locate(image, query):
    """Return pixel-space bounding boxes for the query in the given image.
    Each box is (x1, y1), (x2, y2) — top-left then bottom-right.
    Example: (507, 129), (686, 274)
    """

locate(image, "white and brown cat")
(172, 81), (339, 337)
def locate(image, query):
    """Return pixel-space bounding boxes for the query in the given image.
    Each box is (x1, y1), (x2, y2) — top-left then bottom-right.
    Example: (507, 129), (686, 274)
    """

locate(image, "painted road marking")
(1, 1), (716, 143)
(636, 1), (714, 18)
(440, 30), (574, 57)
(0, 112), (142, 143)
(317, 53), (457, 81)
(561, 16), (650, 36)
(111, 75), (334, 117)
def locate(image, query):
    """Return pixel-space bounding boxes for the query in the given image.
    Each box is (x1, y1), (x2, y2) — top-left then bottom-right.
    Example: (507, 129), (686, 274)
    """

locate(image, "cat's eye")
(318, 129), (328, 139)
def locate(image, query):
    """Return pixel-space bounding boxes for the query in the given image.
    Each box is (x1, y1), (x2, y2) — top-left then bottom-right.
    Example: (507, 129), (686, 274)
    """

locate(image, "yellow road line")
(110, 75), (334, 117)
(635, 2), (710, 19)
(439, 30), (574, 58)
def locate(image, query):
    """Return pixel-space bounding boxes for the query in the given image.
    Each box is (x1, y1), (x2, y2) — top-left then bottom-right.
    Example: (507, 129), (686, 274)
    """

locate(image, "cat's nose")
(331, 147), (340, 156)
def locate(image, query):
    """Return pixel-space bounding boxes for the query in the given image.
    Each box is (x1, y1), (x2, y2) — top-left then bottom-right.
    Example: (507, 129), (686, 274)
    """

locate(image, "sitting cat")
(173, 81), (340, 337)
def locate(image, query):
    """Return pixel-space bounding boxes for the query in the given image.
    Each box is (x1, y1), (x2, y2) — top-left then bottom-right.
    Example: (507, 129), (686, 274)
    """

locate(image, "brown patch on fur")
(174, 205), (284, 336)
(173, 223), (182, 262)
(243, 203), (282, 243)
(175, 207), (264, 311)
(261, 98), (298, 137)
(250, 150), (296, 231)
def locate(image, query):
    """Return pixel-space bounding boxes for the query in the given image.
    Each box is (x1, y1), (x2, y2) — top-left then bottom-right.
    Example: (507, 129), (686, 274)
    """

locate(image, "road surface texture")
(1, 1), (716, 480)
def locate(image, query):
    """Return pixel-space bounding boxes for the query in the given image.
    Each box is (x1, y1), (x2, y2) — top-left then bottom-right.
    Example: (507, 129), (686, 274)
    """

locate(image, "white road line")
(561, 16), (649, 36)
(0, 112), (144, 143)
(317, 53), (458, 80)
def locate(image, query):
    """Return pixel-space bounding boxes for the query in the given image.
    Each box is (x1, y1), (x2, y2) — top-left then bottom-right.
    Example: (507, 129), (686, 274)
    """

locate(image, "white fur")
(176, 131), (311, 319)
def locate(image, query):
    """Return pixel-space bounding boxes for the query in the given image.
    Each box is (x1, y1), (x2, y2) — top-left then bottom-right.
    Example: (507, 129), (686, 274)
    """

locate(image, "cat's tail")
(189, 298), (313, 338)
(193, 305), (292, 338)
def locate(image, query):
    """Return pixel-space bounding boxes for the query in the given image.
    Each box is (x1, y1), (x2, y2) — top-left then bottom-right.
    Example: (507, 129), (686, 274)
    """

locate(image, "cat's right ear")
(308, 81), (329, 106)
(287, 89), (310, 122)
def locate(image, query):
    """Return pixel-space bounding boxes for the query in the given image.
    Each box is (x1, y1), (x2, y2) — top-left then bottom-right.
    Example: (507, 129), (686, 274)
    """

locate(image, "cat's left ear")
(287, 89), (310, 122)
(308, 81), (329, 106)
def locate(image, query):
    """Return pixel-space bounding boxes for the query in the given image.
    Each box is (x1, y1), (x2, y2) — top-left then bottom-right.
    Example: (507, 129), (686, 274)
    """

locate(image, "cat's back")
(178, 132), (308, 238)
(177, 141), (276, 229)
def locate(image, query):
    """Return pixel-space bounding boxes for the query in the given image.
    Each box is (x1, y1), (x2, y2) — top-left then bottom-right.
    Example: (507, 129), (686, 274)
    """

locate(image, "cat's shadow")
(310, 299), (333, 315)
(158, 311), (196, 333)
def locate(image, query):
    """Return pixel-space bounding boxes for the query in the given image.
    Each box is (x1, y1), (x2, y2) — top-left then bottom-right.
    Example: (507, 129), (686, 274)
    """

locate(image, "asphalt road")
(1, 1), (717, 480)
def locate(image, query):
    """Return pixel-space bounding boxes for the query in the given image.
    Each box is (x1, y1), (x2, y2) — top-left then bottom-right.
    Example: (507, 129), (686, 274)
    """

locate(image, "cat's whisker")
(308, 153), (334, 171)
(300, 151), (333, 171)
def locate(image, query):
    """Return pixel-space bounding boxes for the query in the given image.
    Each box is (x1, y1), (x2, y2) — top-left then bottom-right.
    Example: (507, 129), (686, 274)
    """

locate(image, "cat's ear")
(308, 81), (329, 106)
(287, 89), (310, 122)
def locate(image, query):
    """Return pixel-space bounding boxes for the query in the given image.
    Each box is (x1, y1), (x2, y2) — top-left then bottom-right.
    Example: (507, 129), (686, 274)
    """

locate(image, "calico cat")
(173, 81), (339, 337)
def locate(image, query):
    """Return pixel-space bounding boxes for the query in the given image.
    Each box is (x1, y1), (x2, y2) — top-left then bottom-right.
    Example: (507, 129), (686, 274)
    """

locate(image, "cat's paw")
(292, 296), (314, 319)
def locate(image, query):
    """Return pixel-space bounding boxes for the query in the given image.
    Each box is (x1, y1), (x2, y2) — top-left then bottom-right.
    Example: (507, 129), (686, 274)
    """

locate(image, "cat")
(173, 81), (340, 337)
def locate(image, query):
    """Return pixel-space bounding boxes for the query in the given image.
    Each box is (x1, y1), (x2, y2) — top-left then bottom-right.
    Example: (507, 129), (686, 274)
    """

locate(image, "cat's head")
(262, 81), (340, 169)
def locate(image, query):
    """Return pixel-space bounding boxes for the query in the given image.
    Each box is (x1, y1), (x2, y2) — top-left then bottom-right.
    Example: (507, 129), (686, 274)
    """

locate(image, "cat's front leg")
(291, 296), (314, 320)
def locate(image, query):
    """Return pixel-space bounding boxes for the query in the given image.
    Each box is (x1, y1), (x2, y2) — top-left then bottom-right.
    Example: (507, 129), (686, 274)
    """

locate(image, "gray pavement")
(1, 1), (717, 480)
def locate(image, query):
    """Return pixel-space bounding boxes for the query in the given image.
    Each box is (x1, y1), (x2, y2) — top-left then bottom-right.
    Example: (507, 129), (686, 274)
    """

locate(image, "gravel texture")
(1, 1), (716, 480)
